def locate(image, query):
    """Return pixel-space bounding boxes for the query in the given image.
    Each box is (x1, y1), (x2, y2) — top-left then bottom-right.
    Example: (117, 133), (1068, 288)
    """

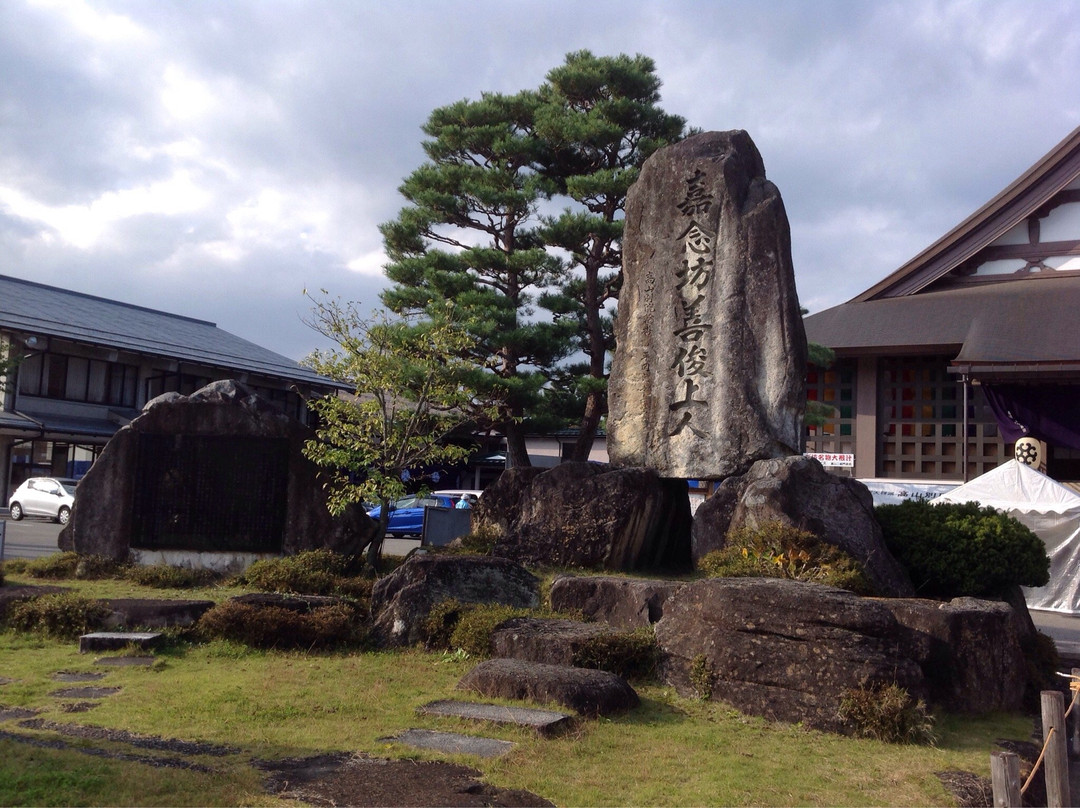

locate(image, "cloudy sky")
(2, 0), (1078, 363)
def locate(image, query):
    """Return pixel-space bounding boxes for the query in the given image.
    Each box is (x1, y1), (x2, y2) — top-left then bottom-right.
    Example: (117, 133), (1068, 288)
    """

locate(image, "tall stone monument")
(608, 130), (807, 480)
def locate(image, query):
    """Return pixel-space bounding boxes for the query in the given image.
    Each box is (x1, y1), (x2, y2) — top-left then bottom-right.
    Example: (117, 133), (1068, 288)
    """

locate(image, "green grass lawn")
(0, 570), (1036, 806)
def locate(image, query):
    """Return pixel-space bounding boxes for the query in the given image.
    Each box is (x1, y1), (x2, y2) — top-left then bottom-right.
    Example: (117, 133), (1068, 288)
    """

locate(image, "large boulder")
(692, 455), (914, 597)
(608, 130), (807, 480)
(458, 658), (639, 717)
(60, 380), (376, 565)
(654, 577), (925, 733)
(880, 597), (1028, 713)
(370, 554), (540, 648)
(489, 617), (625, 668)
(476, 462), (692, 572)
(548, 575), (685, 630)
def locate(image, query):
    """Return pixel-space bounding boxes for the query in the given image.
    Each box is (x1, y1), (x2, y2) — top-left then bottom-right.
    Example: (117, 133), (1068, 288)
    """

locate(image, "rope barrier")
(1021, 726), (1055, 796)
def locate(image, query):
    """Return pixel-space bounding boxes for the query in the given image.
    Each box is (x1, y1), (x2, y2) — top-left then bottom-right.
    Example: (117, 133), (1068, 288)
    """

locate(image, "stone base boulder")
(60, 380), (377, 563)
(476, 462), (692, 572)
(549, 575), (684, 629)
(370, 554), (539, 648)
(880, 597), (1027, 713)
(654, 578), (925, 733)
(692, 456), (913, 597)
(458, 658), (639, 717)
(489, 617), (624, 668)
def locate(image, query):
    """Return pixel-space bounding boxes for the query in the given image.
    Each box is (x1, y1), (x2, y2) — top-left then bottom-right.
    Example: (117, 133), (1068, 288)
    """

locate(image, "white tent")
(932, 460), (1080, 615)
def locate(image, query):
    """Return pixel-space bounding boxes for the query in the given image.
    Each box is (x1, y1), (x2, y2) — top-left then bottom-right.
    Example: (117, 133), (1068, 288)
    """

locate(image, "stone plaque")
(131, 434), (288, 553)
(608, 130), (807, 479)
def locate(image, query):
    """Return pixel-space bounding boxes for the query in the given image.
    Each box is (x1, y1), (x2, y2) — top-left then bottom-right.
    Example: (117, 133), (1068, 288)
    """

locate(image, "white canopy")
(932, 460), (1080, 614)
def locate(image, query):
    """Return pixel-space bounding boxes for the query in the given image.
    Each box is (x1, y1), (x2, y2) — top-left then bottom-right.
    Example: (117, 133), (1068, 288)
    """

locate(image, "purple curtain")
(982, 383), (1080, 450)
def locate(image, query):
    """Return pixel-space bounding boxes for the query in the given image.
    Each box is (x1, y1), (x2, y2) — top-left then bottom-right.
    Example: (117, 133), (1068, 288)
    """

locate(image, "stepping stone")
(380, 729), (514, 759)
(94, 656), (155, 667)
(49, 686), (121, 699)
(0, 706), (38, 722)
(418, 699), (572, 737)
(59, 702), (100, 713)
(52, 671), (106, 683)
(78, 631), (162, 654)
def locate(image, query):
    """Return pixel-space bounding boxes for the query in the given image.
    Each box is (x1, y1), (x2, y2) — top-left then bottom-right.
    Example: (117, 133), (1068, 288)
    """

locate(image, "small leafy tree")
(302, 296), (494, 569)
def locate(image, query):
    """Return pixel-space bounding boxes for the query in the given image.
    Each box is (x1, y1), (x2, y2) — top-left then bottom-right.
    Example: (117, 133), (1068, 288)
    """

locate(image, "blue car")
(367, 494), (456, 537)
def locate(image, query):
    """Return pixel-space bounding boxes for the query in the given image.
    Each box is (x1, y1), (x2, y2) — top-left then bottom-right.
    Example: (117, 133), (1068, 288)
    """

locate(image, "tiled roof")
(804, 275), (1080, 376)
(0, 274), (335, 388)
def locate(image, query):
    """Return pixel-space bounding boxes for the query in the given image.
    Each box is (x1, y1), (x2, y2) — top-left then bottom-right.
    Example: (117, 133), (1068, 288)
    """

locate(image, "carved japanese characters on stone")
(608, 130), (807, 479)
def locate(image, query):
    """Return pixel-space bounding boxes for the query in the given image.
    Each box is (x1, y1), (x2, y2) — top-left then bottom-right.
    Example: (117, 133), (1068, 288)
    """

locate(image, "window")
(877, 356), (1003, 479)
(19, 351), (137, 407)
(804, 359), (857, 456)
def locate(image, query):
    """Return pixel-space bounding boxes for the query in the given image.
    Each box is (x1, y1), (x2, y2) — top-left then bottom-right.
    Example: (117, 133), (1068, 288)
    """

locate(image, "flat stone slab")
(48, 686), (121, 699)
(52, 671), (106, 682)
(0, 706), (38, 722)
(79, 631), (162, 654)
(418, 700), (572, 737)
(94, 656), (155, 667)
(380, 729), (515, 759)
(59, 702), (100, 713)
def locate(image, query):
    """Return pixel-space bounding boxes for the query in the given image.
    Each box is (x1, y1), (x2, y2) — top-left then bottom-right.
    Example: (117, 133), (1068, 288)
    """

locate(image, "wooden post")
(1071, 668), (1080, 759)
(1042, 690), (1070, 808)
(990, 751), (1021, 807)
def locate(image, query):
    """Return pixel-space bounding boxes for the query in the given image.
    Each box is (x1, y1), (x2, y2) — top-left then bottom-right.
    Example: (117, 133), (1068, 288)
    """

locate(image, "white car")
(8, 477), (78, 524)
(434, 489), (483, 507)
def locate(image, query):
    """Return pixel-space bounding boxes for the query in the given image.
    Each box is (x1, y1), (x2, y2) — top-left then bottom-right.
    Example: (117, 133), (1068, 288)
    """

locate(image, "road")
(0, 513), (64, 561)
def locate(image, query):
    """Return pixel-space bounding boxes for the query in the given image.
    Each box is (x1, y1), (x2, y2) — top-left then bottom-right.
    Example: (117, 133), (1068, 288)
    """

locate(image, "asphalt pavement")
(0, 512), (66, 560)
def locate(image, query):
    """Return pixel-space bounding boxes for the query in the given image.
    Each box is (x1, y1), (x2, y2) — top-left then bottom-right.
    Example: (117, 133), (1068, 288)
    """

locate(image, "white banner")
(805, 452), (854, 468)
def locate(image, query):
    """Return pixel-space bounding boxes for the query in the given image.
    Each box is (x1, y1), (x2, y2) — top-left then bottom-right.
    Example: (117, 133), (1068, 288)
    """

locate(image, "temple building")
(804, 125), (1080, 483)
(0, 275), (337, 502)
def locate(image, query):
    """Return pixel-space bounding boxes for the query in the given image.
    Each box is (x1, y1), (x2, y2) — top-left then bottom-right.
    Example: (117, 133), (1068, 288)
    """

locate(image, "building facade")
(0, 274), (338, 502)
(805, 125), (1080, 483)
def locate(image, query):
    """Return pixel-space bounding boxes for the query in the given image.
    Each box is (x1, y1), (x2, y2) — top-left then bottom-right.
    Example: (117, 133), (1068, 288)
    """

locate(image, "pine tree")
(380, 91), (575, 467)
(534, 51), (687, 461)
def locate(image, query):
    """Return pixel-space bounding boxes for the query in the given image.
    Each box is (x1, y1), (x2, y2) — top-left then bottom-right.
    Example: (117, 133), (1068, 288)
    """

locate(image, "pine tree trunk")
(570, 389), (603, 462)
(504, 420), (532, 468)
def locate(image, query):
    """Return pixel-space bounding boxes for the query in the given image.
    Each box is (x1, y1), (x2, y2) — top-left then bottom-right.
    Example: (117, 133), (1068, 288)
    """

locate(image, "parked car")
(8, 477), (78, 524)
(367, 494), (457, 537)
(434, 489), (483, 508)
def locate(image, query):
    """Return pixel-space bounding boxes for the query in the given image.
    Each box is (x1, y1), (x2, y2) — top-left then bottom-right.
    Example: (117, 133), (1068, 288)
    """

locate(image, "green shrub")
(422, 598), (469, 650)
(689, 654), (714, 700)
(4, 593), (109, 640)
(196, 600), (365, 650)
(449, 603), (527, 657)
(127, 564), (220, 589)
(233, 550), (352, 595)
(445, 524), (501, 555)
(698, 521), (876, 595)
(2, 558), (29, 575)
(838, 683), (936, 745)
(572, 628), (659, 681)
(19, 552), (123, 581)
(876, 500), (1050, 597)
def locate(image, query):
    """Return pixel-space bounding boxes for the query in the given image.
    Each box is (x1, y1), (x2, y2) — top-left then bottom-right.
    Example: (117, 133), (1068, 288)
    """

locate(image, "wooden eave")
(853, 124), (1080, 302)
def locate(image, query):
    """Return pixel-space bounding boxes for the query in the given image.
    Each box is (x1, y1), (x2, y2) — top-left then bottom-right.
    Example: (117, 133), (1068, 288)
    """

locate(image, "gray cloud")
(1, 0), (1077, 360)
